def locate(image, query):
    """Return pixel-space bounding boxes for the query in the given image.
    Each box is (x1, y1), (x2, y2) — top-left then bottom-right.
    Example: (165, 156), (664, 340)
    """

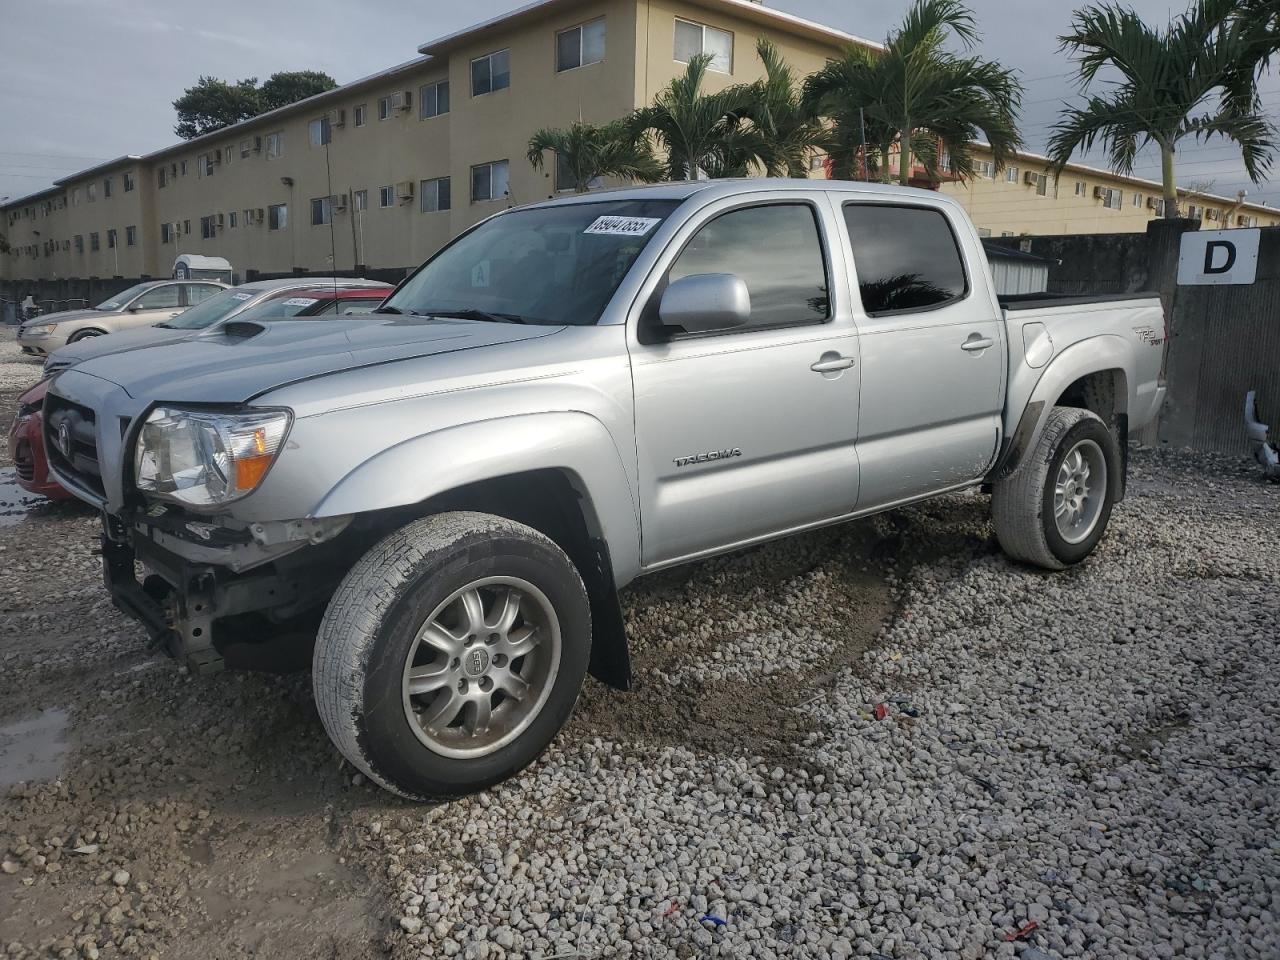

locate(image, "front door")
(629, 197), (861, 567)
(835, 200), (1004, 508)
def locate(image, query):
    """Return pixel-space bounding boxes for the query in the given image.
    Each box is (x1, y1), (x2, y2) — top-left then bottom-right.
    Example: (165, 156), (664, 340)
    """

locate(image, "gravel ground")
(0, 325), (1276, 960)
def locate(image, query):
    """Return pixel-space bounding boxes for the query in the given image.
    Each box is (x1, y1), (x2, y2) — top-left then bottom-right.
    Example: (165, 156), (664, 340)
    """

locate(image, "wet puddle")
(0, 468), (46, 527)
(0, 707), (70, 789)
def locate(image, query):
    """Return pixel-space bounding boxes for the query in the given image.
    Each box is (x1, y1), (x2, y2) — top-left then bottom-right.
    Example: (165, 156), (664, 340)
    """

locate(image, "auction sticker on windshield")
(282, 297), (319, 306)
(231, 292), (253, 300)
(584, 216), (662, 237)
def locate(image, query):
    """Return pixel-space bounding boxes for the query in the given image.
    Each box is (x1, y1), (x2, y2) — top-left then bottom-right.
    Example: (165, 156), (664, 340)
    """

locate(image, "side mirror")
(126, 305), (141, 313)
(658, 273), (750, 334)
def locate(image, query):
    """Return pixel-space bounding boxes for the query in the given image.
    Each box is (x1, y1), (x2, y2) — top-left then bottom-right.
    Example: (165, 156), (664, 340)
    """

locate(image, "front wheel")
(68, 328), (106, 343)
(312, 512), (591, 800)
(992, 406), (1121, 570)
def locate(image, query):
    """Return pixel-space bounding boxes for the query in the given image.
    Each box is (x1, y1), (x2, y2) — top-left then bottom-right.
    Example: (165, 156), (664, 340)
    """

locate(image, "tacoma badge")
(673, 447), (742, 468)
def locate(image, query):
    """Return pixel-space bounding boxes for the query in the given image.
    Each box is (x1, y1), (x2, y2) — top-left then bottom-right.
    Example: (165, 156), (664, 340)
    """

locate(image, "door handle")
(810, 354), (856, 373)
(961, 334), (994, 352)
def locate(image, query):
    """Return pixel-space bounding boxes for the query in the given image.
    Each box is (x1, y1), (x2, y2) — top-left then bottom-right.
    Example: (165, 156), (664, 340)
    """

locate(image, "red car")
(9, 283), (391, 500)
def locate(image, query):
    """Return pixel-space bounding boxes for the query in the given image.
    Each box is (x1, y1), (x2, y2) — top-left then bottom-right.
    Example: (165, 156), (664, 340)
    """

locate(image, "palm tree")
(744, 39), (827, 177)
(526, 120), (663, 193)
(629, 54), (767, 180)
(1047, 0), (1276, 218)
(803, 0), (1022, 186)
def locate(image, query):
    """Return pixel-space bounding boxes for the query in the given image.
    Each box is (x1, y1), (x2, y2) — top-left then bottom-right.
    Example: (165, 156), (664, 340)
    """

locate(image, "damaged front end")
(1245, 391), (1280, 483)
(100, 507), (353, 673)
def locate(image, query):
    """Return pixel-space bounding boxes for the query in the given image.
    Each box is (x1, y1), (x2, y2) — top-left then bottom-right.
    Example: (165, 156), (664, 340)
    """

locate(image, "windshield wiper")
(153, 321), (173, 328)
(373, 305), (418, 315)
(422, 308), (530, 324)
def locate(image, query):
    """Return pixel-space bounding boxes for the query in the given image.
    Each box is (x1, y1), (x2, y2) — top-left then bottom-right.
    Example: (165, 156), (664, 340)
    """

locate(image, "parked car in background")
(14, 279), (392, 500)
(44, 180), (1168, 800)
(17, 280), (227, 355)
(43, 278), (392, 376)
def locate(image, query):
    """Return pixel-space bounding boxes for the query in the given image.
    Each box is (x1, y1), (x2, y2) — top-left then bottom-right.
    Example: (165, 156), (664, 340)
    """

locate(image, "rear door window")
(842, 204), (967, 316)
(133, 285), (182, 309)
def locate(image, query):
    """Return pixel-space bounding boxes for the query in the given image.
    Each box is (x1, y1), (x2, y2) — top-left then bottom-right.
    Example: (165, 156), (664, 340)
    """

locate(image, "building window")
(309, 117), (331, 146)
(157, 167), (168, 188)
(1001, 230), (1015, 237)
(1074, 180), (1086, 197)
(126, 225), (137, 246)
(1004, 166), (1019, 184)
(974, 160), (994, 179)
(555, 153), (602, 192)
(229, 211), (237, 228)
(72, 187), (81, 205)
(1187, 204), (1202, 220)
(87, 183), (97, 202)
(1103, 188), (1123, 210)
(90, 232), (100, 251)
(354, 189), (368, 211)
(557, 18), (605, 71)
(354, 103), (367, 127)
(471, 50), (511, 96)
(266, 132), (284, 159)
(379, 185), (395, 208)
(1031, 172), (1048, 196)
(103, 177), (113, 198)
(224, 144), (233, 165)
(160, 224), (172, 244)
(379, 93), (411, 119)
(268, 203), (288, 230)
(180, 160), (188, 176)
(240, 138), (253, 159)
(107, 228), (117, 249)
(183, 219), (191, 234)
(1132, 192), (1143, 207)
(311, 196), (333, 225)
(470, 160), (510, 202)
(977, 227), (992, 237)
(198, 153), (215, 177)
(123, 172), (135, 192)
(74, 235), (84, 252)
(420, 80), (450, 119)
(201, 215), (216, 239)
(674, 18), (732, 73)
(420, 177), (451, 212)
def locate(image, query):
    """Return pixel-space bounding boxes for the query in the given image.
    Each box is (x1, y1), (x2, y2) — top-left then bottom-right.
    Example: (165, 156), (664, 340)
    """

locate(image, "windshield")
(164, 288), (258, 330)
(232, 293), (328, 321)
(96, 283), (155, 311)
(384, 199), (680, 325)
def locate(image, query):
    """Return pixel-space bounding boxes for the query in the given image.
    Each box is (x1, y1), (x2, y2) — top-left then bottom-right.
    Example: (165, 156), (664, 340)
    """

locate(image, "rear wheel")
(312, 511), (591, 800)
(992, 407), (1121, 570)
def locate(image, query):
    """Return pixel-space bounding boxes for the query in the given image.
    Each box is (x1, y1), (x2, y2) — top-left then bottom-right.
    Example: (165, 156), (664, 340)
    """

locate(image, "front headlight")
(134, 407), (291, 507)
(24, 323), (56, 336)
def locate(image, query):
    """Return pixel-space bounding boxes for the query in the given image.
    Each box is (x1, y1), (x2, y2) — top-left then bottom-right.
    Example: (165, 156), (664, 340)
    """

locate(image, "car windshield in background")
(383, 199), (681, 326)
(162, 288), (257, 330)
(95, 283), (154, 310)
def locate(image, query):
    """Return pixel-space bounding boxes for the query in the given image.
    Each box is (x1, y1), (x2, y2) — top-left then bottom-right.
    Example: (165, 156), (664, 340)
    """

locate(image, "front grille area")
(14, 440), (34, 481)
(43, 394), (104, 496)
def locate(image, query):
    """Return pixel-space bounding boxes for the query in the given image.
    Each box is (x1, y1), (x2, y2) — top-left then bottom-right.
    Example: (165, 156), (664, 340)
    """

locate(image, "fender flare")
(993, 336), (1134, 479)
(310, 410), (642, 583)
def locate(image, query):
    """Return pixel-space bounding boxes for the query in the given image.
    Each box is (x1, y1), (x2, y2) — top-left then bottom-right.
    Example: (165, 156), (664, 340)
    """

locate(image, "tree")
(1047, 0), (1275, 218)
(744, 39), (826, 178)
(172, 70), (339, 139)
(526, 120), (663, 193)
(259, 71), (338, 112)
(803, 0), (1023, 186)
(629, 54), (767, 180)
(173, 76), (261, 139)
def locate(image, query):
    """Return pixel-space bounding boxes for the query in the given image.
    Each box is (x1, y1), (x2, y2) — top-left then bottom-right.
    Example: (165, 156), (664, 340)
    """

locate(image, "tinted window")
(842, 204), (967, 316)
(184, 284), (221, 305)
(134, 285), (182, 309)
(667, 203), (828, 330)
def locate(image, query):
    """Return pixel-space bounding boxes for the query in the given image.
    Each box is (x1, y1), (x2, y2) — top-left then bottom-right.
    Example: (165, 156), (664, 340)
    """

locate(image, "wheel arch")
(310, 412), (639, 689)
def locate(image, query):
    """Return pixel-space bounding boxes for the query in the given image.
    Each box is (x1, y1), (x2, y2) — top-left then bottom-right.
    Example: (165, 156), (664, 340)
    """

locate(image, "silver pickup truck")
(44, 180), (1166, 799)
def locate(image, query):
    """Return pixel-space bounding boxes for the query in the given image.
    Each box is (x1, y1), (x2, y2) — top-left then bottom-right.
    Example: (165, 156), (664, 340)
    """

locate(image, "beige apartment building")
(3, 0), (1276, 288)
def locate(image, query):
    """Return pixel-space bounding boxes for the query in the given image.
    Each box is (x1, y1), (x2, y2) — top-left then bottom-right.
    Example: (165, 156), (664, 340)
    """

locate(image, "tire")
(68, 328), (106, 343)
(992, 406), (1121, 570)
(312, 511), (591, 800)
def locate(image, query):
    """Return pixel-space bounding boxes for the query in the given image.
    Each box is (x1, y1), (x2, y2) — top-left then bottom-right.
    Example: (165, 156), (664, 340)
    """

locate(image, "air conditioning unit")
(328, 108), (346, 128)
(1238, 215), (1250, 226)
(1023, 171), (1038, 186)
(396, 90), (413, 111)
(331, 194), (347, 212)
(253, 136), (263, 153)
(396, 180), (415, 203)
(1092, 186), (1106, 200)
(1146, 197), (1159, 209)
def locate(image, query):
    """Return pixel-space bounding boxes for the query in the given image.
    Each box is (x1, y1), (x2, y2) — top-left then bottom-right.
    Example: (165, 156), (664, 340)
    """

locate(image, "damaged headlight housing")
(134, 407), (291, 507)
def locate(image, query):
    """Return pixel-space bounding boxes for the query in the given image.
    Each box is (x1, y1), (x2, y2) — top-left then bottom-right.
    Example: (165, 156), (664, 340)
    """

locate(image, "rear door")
(124, 283), (184, 328)
(835, 200), (1004, 508)
(628, 193), (862, 567)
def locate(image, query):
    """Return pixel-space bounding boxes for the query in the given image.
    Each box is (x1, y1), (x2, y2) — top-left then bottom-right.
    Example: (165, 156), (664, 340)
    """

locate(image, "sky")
(1, 0), (1277, 207)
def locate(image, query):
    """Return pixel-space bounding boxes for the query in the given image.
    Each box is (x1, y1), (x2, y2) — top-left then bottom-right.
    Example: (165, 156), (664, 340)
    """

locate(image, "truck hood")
(69, 316), (565, 403)
(48, 323), (191, 369)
